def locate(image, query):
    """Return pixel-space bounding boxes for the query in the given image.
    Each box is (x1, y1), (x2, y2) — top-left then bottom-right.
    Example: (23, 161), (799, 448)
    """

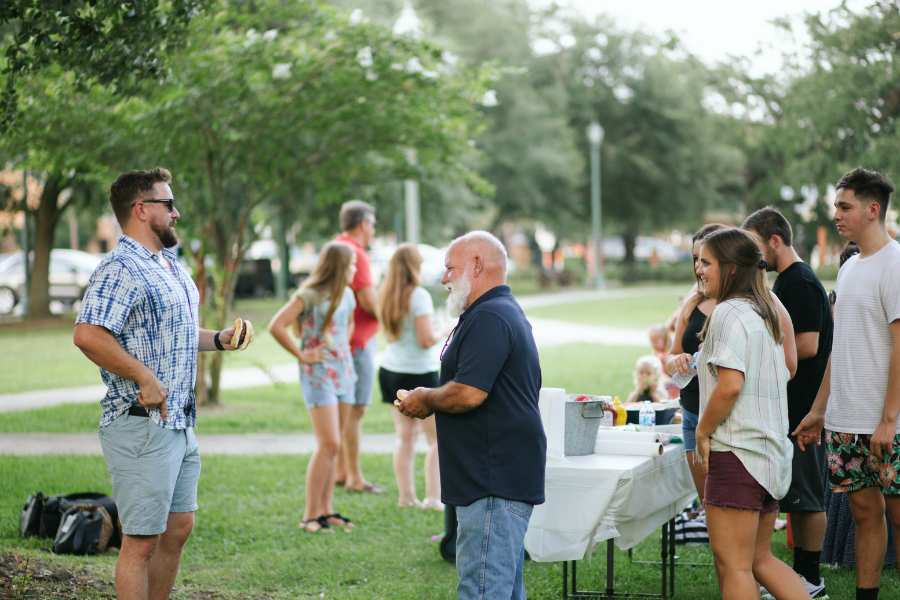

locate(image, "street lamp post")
(587, 121), (605, 289)
(394, 3), (423, 244)
(404, 149), (420, 244)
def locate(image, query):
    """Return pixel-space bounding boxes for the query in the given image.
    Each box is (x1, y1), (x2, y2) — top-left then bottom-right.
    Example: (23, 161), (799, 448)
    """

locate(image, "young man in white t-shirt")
(794, 167), (900, 600)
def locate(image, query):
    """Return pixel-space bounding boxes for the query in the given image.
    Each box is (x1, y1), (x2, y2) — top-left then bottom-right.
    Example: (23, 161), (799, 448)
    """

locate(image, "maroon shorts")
(704, 451), (779, 513)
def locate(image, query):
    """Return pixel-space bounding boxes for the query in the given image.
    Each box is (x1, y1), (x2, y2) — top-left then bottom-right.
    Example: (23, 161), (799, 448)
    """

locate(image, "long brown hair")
(699, 228), (783, 344)
(691, 223), (727, 308)
(300, 241), (355, 347)
(377, 243), (423, 342)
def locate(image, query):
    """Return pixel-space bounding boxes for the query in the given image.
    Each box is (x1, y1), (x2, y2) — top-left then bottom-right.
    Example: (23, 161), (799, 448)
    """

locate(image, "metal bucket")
(563, 399), (605, 456)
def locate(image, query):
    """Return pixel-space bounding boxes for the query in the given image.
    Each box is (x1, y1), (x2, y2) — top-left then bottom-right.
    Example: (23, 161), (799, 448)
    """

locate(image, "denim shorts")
(98, 411), (200, 536)
(681, 408), (699, 452)
(300, 375), (356, 409)
(704, 451), (779, 514)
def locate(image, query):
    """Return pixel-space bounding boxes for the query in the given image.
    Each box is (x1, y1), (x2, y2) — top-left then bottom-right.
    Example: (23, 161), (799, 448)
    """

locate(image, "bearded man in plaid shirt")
(74, 167), (253, 600)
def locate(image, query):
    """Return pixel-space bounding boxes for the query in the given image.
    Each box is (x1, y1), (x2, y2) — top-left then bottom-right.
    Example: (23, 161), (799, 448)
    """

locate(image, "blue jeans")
(455, 496), (533, 600)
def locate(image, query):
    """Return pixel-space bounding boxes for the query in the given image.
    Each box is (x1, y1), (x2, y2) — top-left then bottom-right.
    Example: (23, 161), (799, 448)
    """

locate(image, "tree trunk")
(193, 246), (210, 406)
(622, 228), (639, 282)
(26, 175), (65, 320)
(191, 217), (245, 406)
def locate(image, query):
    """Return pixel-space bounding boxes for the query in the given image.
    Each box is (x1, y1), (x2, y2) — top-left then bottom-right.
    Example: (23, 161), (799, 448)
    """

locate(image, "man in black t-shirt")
(397, 231), (545, 600)
(744, 207), (833, 599)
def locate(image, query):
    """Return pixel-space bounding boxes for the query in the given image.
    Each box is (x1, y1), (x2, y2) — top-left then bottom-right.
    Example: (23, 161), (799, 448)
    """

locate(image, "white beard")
(445, 275), (472, 318)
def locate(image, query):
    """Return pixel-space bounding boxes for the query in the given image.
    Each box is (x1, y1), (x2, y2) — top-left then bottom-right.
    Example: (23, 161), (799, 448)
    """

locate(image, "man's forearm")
(880, 346), (900, 427)
(809, 355), (832, 416)
(74, 324), (153, 386)
(199, 328), (223, 352)
(795, 331), (820, 361)
(422, 381), (487, 414)
(355, 286), (377, 316)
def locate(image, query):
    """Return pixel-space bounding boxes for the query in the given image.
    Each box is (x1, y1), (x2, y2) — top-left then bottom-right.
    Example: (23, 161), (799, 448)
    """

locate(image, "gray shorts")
(350, 337), (377, 406)
(98, 411), (201, 536)
(780, 434), (826, 513)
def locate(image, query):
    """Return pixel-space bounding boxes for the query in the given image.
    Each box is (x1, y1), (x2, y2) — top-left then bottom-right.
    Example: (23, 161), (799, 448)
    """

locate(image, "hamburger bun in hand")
(232, 318), (254, 350)
(394, 389), (409, 407)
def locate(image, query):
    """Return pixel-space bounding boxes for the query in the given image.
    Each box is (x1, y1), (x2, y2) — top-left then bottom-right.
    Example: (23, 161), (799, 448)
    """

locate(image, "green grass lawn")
(0, 343), (647, 434)
(0, 320), (101, 393)
(1, 455), (882, 599)
(524, 291), (686, 330)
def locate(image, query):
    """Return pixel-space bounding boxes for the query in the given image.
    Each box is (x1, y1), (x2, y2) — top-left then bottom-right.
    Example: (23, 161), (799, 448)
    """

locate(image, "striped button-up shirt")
(77, 235), (200, 430)
(698, 299), (793, 499)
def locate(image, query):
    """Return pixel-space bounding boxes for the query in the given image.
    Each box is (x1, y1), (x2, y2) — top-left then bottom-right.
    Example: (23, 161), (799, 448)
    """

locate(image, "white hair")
(450, 230), (508, 273)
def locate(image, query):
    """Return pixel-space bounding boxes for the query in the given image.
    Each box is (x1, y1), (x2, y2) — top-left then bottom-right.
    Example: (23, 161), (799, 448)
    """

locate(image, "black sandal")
(300, 518), (334, 534)
(322, 513), (355, 532)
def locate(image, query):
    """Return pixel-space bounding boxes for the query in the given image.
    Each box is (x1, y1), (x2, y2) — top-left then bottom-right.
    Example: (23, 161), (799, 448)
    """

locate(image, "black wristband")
(214, 331), (225, 351)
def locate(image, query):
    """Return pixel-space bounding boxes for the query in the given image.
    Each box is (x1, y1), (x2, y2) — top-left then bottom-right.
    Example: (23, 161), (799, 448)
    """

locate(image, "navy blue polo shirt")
(436, 285), (546, 507)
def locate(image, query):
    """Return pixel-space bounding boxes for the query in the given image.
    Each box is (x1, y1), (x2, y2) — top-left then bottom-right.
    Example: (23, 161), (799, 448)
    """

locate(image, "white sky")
(527, 0), (868, 76)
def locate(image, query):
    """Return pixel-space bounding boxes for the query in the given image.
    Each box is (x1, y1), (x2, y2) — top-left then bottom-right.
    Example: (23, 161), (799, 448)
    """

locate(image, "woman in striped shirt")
(695, 228), (807, 600)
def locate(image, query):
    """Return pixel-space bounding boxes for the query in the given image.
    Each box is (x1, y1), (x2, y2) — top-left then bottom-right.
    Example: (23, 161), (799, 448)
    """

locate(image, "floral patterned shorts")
(825, 429), (900, 494)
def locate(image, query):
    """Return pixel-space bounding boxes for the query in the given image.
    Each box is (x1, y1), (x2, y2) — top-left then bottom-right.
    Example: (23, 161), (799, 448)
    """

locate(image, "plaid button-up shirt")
(77, 235), (200, 430)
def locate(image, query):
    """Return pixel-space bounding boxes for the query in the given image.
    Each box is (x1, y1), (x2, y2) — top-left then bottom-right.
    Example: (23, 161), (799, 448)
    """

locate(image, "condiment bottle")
(614, 396), (627, 426)
(603, 399), (618, 426)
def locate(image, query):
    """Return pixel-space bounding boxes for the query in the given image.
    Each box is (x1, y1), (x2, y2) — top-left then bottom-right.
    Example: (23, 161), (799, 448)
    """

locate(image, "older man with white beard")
(397, 231), (546, 600)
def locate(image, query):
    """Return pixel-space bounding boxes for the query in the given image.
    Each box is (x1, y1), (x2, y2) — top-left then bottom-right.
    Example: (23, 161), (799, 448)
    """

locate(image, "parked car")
(602, 236), (689, 263)
(245, 240), (320, 287)
(0, 250), (104, 315)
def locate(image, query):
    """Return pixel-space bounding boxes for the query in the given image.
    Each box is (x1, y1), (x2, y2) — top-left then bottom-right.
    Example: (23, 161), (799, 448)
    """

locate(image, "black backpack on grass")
(19, 492), (121, 553)
(52, 505), (111, 555)
(39, 493), (115, 539)
(18, 493), (47, 538)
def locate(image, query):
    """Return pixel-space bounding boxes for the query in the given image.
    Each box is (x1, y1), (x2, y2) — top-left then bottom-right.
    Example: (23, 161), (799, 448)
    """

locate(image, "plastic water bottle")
(639, 401), (656, 430)
(671, 352), (700, 389)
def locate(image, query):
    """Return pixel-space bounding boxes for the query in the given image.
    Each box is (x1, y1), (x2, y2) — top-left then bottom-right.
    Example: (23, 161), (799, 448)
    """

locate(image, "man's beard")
(764, 247), (778, 272)
(445, 275), (472, 319)
(151, 217), (179, 249)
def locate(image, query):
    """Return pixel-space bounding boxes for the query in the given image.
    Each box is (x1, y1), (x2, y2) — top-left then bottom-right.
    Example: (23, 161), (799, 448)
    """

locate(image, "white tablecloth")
(524, 444), (696, 562)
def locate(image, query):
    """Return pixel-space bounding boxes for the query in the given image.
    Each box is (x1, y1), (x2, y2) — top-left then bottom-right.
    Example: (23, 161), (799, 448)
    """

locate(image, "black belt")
(128, 404), (193, 417)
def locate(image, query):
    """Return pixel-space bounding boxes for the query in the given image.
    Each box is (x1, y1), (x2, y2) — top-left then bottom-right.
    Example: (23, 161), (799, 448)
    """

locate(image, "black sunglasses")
(132, 198), (175, 212)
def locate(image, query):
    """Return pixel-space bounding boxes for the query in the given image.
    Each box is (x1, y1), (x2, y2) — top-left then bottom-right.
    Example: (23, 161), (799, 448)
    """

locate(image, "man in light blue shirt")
(74, 167), (253, 600)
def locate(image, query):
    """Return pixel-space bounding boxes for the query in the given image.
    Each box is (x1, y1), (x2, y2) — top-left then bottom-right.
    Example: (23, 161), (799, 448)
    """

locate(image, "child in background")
(649, 323), (679, 399)
(648, 323), (671, 363)
(625, 355), (670, 405)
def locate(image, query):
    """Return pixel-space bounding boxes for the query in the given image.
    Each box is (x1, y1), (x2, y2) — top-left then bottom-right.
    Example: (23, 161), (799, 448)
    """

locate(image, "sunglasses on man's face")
(132, 199), (175, 213)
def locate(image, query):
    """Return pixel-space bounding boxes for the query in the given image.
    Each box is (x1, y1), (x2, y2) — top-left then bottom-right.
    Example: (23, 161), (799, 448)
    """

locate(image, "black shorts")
(780, 434), (827, 512)
(378, 368), (440, 404)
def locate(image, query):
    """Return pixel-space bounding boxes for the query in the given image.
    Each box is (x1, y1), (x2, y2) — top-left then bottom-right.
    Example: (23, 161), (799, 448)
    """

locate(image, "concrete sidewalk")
(0, 432), (427, 456)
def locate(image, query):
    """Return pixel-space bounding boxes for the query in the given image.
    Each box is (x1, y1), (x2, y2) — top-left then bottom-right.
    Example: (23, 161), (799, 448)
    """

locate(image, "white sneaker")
(760, 575), (828, 599)
(800, 575), (828, 599)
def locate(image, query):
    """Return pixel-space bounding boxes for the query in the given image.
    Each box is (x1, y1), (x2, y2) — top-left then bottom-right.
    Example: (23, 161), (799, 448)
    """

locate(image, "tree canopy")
(124, 0), (489, 402)
(0, 0), (208, 131)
